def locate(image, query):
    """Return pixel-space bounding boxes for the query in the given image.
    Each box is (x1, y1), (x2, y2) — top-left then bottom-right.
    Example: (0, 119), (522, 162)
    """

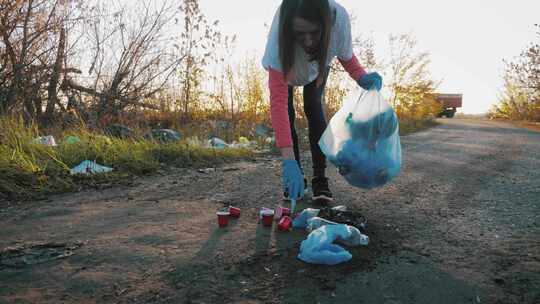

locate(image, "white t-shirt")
(261, 0), (354, 86)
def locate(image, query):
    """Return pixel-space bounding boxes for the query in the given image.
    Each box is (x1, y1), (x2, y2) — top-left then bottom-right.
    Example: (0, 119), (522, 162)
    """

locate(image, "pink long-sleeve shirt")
(269, 54), (366, 148)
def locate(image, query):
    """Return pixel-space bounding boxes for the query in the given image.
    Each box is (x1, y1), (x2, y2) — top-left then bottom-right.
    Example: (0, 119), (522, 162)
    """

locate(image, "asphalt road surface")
(1, 118), (539, 304)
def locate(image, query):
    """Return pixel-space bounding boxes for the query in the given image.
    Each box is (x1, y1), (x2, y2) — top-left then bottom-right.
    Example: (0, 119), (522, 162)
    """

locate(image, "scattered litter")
(33, 135), (57, 146)
(145, 129), (181, 143)
(331, 205), (348, 212)
(259, 207), (273, 220)
(274, 205), (291, 220)
(260, 208), (274, 227)
(63, 135), (81, 144)
(208, 137), (229, 149)
(105, 124), (134, 139)
(0, 242), (83, 268)
(217, 211), (230, 228)
(229, 206), (241, 218)
(70, 160), (113, 175)
(278, 216), (293, 231)
(230, 136), (254, 149)
(264, 136), (275, 145)
(197, 168), (215, 174)
(318, 206), (368, 232)
(238, 136), (250, 145)
(298, 224), (369, 265)
(292, 208), (320, 228)
(255, 124), (271, 137)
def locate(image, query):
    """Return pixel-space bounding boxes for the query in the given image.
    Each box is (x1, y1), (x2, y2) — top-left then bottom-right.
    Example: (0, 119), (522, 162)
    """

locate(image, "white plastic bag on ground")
(319, 89), (401, 189)
(70, 160), (113, 175)
(298, 224), (369, 265)
(33, 135), (57, 146)
(208, 137), (229, 149)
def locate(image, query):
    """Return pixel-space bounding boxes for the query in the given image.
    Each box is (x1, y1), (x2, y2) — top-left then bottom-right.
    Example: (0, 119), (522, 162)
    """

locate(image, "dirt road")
(1, 119), (539, 304)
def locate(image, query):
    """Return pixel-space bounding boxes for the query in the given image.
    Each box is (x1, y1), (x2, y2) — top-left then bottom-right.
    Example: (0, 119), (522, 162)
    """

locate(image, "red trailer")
(435, 93), (463, 118)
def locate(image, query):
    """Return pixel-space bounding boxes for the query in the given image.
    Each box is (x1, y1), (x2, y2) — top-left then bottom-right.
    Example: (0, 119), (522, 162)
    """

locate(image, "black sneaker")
(283, 178), (308, 201)
(312, 176), (333, 204)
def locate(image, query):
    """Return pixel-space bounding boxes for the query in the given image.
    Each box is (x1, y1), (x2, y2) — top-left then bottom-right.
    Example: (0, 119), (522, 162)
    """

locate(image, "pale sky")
(199, 0), (539, 114)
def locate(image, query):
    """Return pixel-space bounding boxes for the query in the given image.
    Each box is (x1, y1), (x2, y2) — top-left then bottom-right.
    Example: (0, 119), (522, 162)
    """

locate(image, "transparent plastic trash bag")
(319, 89), (401, 189)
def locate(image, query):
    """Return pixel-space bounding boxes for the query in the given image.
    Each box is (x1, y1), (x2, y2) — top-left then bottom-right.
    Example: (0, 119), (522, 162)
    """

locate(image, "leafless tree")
(62, 0), (186, 125)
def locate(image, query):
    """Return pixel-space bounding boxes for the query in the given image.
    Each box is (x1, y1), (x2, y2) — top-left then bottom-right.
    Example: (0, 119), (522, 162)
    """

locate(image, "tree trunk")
(44, 27), (66, 125)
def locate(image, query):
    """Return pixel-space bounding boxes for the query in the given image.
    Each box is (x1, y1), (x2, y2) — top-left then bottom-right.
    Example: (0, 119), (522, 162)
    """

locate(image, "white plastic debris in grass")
(208, 137), (229, 149)
(230, 136), (253, 148)
(70, 160), (113, 175)
(264, 136), (275, 145)
(33, 135), (57, 146)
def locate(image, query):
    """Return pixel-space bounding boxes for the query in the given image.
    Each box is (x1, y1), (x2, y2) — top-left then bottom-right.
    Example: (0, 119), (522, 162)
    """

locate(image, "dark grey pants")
(287, 69), (330, 178)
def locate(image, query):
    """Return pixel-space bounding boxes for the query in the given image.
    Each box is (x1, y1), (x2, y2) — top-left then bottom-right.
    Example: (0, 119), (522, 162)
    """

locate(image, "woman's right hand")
(282, 159), (305, 200)
(358, 72), (383, 91)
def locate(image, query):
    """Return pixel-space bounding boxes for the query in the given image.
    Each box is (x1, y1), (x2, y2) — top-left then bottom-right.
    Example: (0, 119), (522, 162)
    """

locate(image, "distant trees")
(0, 0), (84, 124)
(384, 33), (440, 120)
(65, 0), (185, 126)
(0, 0), (443, 134)
(0, 0), (223, 126)
(327, 32), (440, 121)
(176, 0), (222, 122)
(490, 24), (540, 121)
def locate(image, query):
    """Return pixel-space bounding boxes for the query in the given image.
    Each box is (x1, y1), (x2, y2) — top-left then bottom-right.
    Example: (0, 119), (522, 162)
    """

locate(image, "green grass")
(0, 117), (254, 201)
(0, 114), (437, 202)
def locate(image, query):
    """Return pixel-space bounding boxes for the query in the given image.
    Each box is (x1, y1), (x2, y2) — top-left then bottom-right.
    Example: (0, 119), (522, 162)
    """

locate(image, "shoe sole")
(312, 194), (334, 202)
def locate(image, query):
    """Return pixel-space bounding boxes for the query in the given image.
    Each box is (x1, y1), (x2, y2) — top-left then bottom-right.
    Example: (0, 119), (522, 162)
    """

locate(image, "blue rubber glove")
(282, 160), (305, 200)
(357, 72), (383, 91)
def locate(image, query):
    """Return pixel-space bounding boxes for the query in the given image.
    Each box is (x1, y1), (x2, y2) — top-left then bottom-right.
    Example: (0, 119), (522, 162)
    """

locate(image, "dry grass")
(0, 117), (255, 202)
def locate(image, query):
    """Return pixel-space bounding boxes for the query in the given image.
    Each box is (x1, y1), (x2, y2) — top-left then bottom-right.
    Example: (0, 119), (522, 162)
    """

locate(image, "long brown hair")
(279, 0), (331, 87)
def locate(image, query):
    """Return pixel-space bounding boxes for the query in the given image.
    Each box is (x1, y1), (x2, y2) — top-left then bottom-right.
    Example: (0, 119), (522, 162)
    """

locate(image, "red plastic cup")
(274, 206), (283, 220)
(216, 211), (230, 228)
(261, 209), (274, 227)
(274, 206), (292, 220)
(229, 206), (241, 218)
(278, 216), (292, 231)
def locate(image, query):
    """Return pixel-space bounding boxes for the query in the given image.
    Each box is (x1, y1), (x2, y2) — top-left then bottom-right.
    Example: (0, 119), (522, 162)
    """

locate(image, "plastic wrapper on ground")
(70, 160), (113, 175)
(297, 224), (369, 265)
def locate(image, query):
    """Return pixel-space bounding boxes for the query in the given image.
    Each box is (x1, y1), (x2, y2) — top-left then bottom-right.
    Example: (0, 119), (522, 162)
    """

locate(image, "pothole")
(0, 242), (83, 268)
